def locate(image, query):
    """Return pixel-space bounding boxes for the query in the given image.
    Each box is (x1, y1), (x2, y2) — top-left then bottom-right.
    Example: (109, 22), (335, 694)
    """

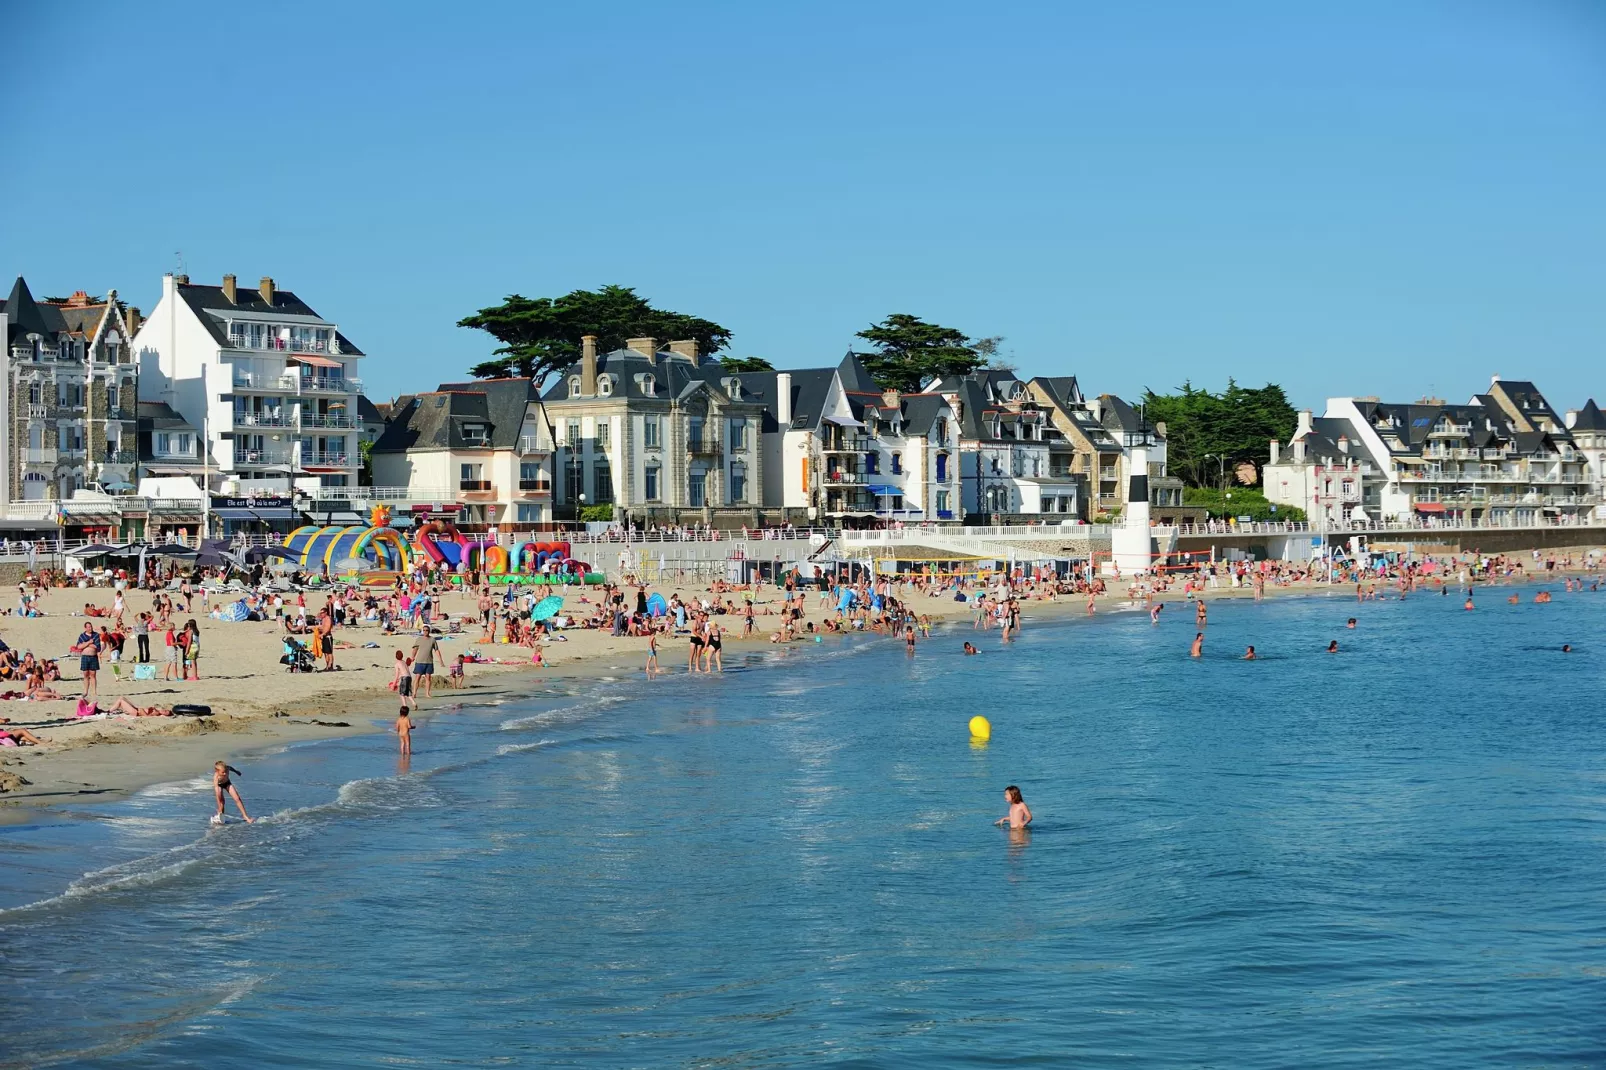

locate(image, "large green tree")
(459, 285), (732, 381)
(854, 314), (985, 392)
(715, 355), (775, 373)
(1139, 380), (1298, 488)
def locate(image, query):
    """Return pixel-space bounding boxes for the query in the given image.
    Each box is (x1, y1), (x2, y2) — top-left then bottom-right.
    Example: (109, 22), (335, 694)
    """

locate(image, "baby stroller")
(281, 636), (315, 673)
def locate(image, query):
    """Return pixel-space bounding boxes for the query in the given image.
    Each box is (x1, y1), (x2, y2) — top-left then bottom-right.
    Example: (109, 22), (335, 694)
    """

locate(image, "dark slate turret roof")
(1570, 398), (1606, 431)
(5, 276), (54, 344)
(373, 379), (538, 453)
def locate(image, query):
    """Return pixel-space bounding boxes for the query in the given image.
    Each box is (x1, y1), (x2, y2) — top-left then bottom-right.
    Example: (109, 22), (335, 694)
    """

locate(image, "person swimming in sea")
(1326, 640), (1339, 653)
(1464, 597), (1475, 611)
(1189, 632), (1203, 658)
(994, 785), (1033, 829)
(1562, 644), (1572, 653)
(1243, 645), (1257, 660)
(1346, 618), (1357, 629)
(962, 641), (980, 655)
(212, 761), (252, 824)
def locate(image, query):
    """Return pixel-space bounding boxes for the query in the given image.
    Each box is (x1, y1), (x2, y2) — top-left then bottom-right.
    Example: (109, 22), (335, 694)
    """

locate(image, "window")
(728, 419), (746, 450)
(865, 452), (879, 474)
(520, 461), (544, 485)
(176, 433), (193, 456)
(517, 505), (543, 522)
(937, 490), (951, 517)
(597, 376), (612, 397)
(645, 463), (661, 501)
(936, 453), (948, 482)
(568, 377), (582, 398)
(731, 462), (747, 503)
(643, 416), (661, 449)
(105, 382), (117, 410)
(891, 452), (902, 474)
(596, 420), (610, 450)
(565, 421), (580, 449)
(688, 470), (706, 507)
(462, 423), (487, 445)
(566, 457), (583, 502)
(156, 432), (171, 455)
(28, 382), (40, 403)
(594, 460), (614, 504)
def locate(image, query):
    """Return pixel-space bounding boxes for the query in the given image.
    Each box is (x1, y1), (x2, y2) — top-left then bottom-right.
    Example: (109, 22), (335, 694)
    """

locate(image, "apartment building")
(734, 354), (962, 523)
(132, 273), (365, 496)
(922, 371), (1072, 520)
(2, 277), (141, 508)
(539, 336), (768, 524)
(1290, 378), (1597, 523)
(370, 379), (553, 527)
(1263, 410), (1377, 525)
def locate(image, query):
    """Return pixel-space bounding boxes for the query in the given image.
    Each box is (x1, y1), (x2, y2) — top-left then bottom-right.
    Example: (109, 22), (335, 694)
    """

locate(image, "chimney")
(174, 273), (189, 285)
(1154, 420), (1167, 438)
(223, 274), (237, 303)
(667, 339), (699, 366)
(1337, 435), (1350, 455)
(581, 334), (598, 396)
(881, 387), (901, 410)
(1566, 410), (1578, 430)
(126, 306), (141, 334)
(776, 372), (793, 425)
(1296, 409), (1314, 437)
(626, 337), (658, 362)
(1269, 439), (1281, 464)
(67, 290), (92, 308)
(1491, 373), (1501, 385)
(259, 276), (275, 305)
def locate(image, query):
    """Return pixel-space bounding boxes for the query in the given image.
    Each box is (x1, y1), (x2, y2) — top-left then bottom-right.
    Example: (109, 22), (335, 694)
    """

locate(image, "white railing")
(301, 376), (361, 394)
(519, 436), (547, 454)
(236, 448), (293, 465)
(234, 412), (292, 428)
(567, 526), (841, 545)
(27, 403), (47, 418)
(300, 413), (356, 429)
(824, 471), (867, 485)
(233, 373), (300, 391)
(23, 447), (57, 464)
(229, 335), (342, 356)
(302, 452), (352, 467)
(299, 485), (454, 503)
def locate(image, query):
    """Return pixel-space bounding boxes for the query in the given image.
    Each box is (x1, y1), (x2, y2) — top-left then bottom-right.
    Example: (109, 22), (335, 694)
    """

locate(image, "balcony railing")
(27, 403), (47, 419)
(229, 335), (341, 355)
(235, 411), (293, 428)
(300, 376), (360, 394)
(823, 470), (865, 485)
(100, 450), (137, 466)
(460, 479), (493, 492)
(302, 452), (351, 467)
(300, 413), (356, 429)
(687, 431), (722, 454)
(518, 479), (552, 494)
(23, 447), (57, 465)
(233, 372), (300, 392)
(821, 435), (872, 452)
(518, 436), (546, 454)
(236, 448), (293, 466)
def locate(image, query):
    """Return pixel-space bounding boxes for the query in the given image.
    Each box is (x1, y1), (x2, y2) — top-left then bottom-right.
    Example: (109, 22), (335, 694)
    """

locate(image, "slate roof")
(373, 379), (538, 453)
(1030, 375), (1083, 411)
(1570, 399), (1606, 432)
(733, 366), (835, 433)
(176, 281), (366, 356)
(356, 395), (386, 424)
(5, 276), (56, 345)
(539, 347), (744, 405)
(898, 392), (949, 437)
(136, 400), (196, 431)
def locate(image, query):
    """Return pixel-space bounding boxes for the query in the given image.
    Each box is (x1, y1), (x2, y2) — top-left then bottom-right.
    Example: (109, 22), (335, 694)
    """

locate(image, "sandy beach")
(3, 552), (1596, 815)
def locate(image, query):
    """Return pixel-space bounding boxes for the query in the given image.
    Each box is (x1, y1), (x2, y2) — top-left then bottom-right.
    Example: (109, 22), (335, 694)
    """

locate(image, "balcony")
(302, 452), (351, 468)
(821, 434), (872, 452)
(10, 345), (59, 363)
(1428, 423), (1473, 438)
(300, 376), (360, 395)
(233, 372), (300, 392)
(518, 479), (551, 495)
(460, 479), (494, 493)
(300, 413), (356, 429)
(235, 411), (293, 429)
(236, 448), (293, 466)
(27, 403), (47, 419)
(687, 431), (722, 455)
(518, 436), (549, 455)
(228, 334), (342, 356)
(23, 447), (57, 465)
(823, 470), (866, 485)
(101, 450), (137, 466)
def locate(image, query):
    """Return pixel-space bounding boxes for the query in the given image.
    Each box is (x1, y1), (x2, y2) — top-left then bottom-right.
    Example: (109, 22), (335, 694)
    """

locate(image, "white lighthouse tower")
(1110, 445), (1153, 576)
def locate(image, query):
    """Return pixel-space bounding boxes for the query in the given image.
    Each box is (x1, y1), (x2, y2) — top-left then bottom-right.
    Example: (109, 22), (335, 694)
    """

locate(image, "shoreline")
(1, 560), (1594, 821)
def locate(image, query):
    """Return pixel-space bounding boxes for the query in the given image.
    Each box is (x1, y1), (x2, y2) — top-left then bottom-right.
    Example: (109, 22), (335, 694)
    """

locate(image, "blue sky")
(4, 1), (1603, 411)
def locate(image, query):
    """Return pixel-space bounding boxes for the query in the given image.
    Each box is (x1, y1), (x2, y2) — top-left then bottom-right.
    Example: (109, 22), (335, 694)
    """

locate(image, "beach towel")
(133, 664), (157, 681)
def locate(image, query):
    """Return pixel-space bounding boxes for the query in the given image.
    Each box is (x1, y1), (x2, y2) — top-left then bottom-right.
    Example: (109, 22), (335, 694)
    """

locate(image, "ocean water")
(2, 587), (1604, 1068)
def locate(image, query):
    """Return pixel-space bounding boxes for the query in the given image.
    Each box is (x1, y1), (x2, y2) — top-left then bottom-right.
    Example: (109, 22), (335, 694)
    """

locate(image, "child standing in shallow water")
(394, 706), (413, 755)
(212, 761), (252, 824)
(994, 785), (1032, 829)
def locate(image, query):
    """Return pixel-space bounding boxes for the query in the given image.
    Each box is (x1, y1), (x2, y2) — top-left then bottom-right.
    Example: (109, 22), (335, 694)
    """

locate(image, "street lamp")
(577, 491), (587, 525)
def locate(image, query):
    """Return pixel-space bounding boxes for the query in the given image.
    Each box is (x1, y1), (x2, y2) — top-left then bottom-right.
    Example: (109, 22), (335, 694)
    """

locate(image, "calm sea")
(3, 588), (1604, 1067)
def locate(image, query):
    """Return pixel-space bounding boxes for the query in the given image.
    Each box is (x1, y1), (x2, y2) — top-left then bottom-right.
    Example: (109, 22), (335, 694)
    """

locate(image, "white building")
(370, 378), (553, 528)
(925, 370), (1080, 521)
(1263, 410), (1378, 525)
(1564, 400), (1606, 520)
(132, 273), (365, 498)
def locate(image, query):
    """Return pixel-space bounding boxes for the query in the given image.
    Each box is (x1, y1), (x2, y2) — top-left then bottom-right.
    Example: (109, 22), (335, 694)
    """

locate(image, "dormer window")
(723, 377), (742, 399)
(635, 373), (656, 396)
(462, 423), (488, 445)
(597, 375), (613, 397)
(568, 377), (582, 398)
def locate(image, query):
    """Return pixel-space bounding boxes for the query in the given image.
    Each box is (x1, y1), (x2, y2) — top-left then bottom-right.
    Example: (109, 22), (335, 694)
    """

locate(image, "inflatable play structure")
(410, 519), (600, 584)
(284, 508), (413, 585)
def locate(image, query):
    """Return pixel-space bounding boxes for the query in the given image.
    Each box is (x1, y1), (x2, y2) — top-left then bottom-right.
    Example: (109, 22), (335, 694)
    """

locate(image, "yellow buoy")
(969, 715), (991, 740)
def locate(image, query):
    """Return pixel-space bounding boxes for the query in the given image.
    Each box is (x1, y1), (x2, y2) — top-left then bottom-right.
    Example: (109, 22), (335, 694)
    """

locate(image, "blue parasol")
(530, 594), (565, 622)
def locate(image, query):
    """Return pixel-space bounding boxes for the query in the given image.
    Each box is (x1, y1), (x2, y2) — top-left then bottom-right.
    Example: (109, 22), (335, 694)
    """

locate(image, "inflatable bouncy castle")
(284, 506), (413, 584)
(410, 522), (600, 584)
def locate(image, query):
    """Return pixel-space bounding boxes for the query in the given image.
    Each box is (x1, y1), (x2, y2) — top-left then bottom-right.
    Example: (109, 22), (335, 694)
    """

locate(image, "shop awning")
(1413, 503), (1445, 513)
(867, 484), (902, 496)
(212, 506), (296, 521)
(302, 509), (365, 525)
(288, 354), (342, 369)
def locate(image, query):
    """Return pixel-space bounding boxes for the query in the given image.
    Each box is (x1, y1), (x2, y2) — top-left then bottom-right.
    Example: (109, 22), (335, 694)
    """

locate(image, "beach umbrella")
(244, 545), (297, 562)
(152, 543), (199, 558)
(76, 543), (122, 557)
(530, 594), (564, 622)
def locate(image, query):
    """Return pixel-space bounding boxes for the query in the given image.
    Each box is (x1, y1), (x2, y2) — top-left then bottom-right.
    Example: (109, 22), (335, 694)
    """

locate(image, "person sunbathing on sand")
(102, 696), (173, 717)
(0, 718), (45, 745)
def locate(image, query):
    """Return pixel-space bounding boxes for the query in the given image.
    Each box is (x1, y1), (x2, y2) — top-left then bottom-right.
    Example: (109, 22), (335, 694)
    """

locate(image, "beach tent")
(216, 600), (251, 622)
(645, 593), (668, 618)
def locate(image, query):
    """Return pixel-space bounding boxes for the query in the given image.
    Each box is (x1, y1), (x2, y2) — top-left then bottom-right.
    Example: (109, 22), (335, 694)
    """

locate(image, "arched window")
(568, 377), (581, 398)
(597, 375), (613, 397)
